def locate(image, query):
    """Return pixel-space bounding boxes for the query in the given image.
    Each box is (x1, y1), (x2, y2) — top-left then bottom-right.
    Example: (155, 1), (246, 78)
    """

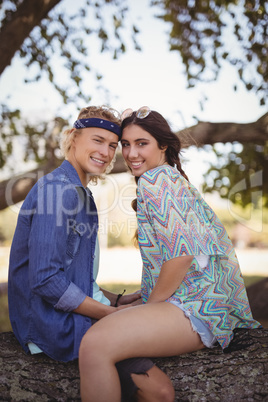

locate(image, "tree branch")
(0, 0), (61, 75)
(0, 159), (62, 210)
(179, 112), (268, 147)
(0, 329), (267, 400)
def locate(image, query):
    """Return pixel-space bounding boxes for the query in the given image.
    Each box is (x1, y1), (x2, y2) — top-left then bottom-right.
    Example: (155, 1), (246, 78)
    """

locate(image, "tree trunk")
(0, 0), (62, 75)
(0, 329), (267, 401)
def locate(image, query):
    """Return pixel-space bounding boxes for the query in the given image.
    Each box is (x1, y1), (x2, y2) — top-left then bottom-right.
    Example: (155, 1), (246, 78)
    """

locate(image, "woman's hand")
(130, 297), (143, 306)
(118, 290), (141, 306)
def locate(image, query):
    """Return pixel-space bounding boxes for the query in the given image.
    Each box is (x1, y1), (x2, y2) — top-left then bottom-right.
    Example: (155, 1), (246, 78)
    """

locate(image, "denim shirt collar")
(60, 160), (95, 200)
(60, 160), (84, 188)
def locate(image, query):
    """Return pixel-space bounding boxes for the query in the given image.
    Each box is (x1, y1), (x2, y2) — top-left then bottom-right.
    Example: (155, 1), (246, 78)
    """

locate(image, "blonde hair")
(60, 105), (121, 157)
(60, 105), (121, 183)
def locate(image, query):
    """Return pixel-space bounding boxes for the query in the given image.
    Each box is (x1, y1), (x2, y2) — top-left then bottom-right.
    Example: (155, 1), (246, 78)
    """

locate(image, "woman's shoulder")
(139, 165), (183, 187)
(140, 164), (174, 180)
(138, 166), (184, 202)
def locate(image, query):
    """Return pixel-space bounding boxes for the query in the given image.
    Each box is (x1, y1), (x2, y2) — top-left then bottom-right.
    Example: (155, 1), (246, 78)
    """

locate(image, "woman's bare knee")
(79, 328), (105, 367)
(80, 330), (96, 353)
(149, 380), (175, 402)
(132, 365), (175, 402)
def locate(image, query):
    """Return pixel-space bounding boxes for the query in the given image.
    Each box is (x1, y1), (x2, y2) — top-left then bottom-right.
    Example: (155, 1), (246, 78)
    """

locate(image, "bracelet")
(115, 289), (126, 307)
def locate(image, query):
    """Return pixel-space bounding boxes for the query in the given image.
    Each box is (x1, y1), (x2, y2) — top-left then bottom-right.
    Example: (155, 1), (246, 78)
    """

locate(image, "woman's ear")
(160, 145), (168, 152)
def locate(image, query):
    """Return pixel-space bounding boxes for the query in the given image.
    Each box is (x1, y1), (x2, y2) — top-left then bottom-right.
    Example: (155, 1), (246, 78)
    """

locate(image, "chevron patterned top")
(137, 165), (261, 349)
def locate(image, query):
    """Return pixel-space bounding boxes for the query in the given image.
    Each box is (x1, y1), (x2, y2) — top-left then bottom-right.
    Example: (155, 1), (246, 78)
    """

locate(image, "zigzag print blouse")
(137, 165), (261, 349)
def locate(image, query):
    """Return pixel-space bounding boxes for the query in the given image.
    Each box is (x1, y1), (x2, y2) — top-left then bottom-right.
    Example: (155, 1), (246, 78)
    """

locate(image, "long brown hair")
(121, 109), (189, 242)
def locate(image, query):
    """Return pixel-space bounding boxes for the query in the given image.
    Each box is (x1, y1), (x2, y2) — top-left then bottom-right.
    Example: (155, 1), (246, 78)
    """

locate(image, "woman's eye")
(121, 143), (129, 147)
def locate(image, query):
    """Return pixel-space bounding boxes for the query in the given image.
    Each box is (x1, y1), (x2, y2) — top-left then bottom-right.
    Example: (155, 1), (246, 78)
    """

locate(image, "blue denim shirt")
(8, 160), (98, 362)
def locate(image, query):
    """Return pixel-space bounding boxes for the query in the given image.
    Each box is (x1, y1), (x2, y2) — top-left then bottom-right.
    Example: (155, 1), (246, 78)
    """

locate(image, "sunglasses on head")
(121, 106), (151, 121)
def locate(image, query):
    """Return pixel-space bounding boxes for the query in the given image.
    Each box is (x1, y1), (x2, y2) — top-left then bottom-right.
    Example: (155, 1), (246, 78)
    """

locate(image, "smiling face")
(121, 124), (167, 177)
(68, 127), (118, 186)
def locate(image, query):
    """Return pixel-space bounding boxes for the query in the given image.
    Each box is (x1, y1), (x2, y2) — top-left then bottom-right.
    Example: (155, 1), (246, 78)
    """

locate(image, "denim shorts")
(169, 300), (217, 348)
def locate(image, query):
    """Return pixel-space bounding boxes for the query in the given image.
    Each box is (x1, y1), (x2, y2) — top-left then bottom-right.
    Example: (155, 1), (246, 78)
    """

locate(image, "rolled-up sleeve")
(54, 282), (86, 311)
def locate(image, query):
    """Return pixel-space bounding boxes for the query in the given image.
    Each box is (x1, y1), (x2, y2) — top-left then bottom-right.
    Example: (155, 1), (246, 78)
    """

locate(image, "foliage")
(0, 105), (67, 170)
(0, 0), (140, 172)
(1, 0), (266, 107)
(203, 142), (268, 208)
(0, 105), (20, 169)
(0, 0), (138, 104)
(152, 0), (268, 106)
(0, 206), (18, 245)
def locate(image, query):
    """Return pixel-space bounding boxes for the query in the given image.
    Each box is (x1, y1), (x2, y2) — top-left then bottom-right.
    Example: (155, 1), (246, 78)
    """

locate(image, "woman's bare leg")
(133, 365), (175, 402)
(79, 302), (204, 402)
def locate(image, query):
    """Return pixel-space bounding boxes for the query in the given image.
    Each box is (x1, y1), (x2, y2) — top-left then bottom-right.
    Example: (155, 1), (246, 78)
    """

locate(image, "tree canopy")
(153, 0), (267, 106)
(0, 0), (267, 209)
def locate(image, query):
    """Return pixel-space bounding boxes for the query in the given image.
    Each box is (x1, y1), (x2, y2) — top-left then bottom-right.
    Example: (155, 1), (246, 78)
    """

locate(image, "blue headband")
(73, 118), (121, 138)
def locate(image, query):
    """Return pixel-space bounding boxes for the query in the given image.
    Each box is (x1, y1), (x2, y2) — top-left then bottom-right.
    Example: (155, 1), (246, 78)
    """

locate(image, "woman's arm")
(147, 255), (193, 303)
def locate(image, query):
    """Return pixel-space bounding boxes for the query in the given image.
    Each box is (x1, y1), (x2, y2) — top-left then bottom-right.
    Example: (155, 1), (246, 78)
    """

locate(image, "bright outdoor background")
(0, 0), (267, 287)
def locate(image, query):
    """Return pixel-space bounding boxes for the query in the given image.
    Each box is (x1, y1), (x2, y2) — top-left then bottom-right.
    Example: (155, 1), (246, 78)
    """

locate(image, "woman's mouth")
(130, 161), (144, 169)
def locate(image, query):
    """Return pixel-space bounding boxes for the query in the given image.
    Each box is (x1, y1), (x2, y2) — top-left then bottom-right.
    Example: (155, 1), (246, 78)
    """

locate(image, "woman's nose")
(128, 146), (138, 159)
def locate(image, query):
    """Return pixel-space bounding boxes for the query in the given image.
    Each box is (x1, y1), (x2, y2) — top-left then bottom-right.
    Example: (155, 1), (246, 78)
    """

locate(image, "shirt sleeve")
(137, 169), (226, 265)
(54, 282), (86, 312)
(28, 181), (87, 311)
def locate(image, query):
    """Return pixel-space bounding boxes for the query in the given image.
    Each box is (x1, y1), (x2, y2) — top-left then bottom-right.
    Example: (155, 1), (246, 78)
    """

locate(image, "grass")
(242, 276), (265, 288)
(1, 276), (266, 333)
(99, 283), (140, 294)
(0, 292), (10, 332)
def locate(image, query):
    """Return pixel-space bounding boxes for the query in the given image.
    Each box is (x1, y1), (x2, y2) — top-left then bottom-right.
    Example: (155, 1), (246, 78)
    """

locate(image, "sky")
(0, 0), (266, 189)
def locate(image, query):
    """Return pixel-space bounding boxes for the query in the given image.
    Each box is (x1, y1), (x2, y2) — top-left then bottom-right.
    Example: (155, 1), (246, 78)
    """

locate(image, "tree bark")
(0, 0), (62, 75)
(179, 112), (268, 147)
(0, 329), (267, 401)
